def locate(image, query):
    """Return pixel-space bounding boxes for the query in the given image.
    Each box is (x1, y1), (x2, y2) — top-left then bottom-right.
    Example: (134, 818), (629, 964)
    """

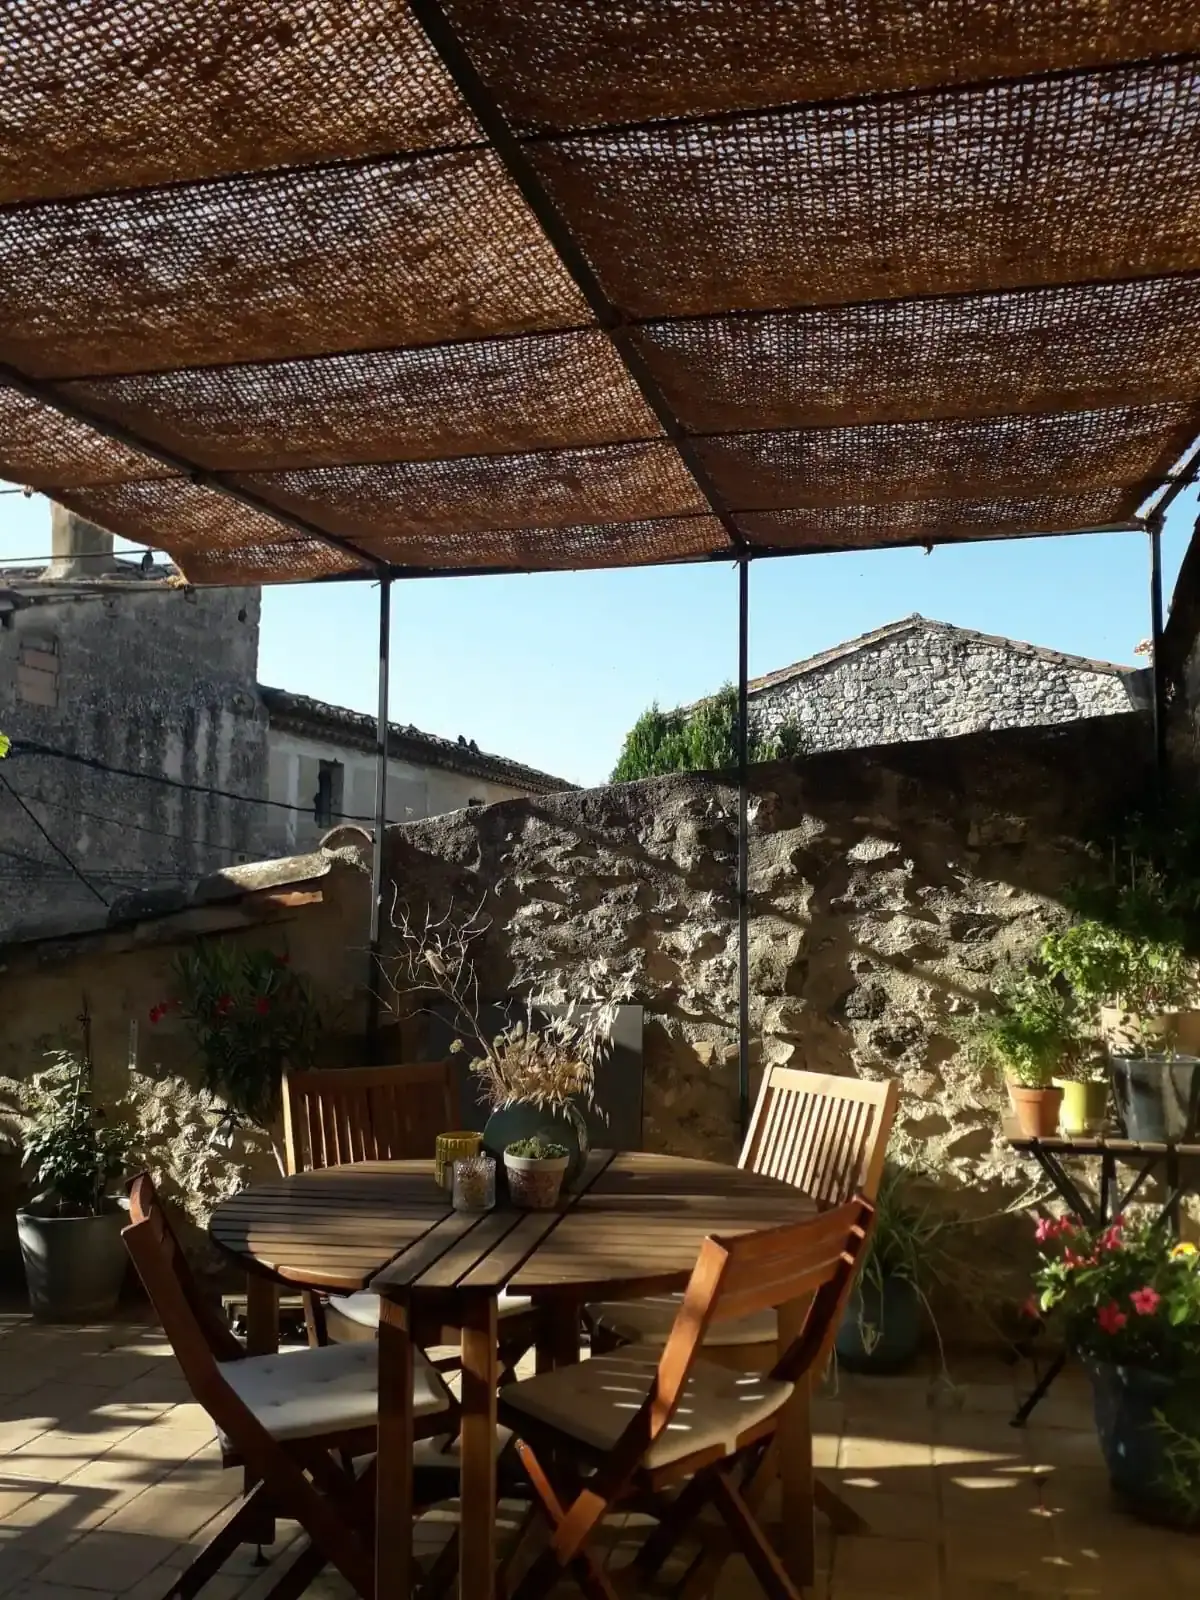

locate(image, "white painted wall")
(264, 728), (538, 856)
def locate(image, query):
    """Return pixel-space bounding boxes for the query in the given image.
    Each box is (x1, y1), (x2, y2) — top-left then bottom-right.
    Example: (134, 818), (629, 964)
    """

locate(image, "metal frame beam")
(406, 0), (747, 555)
(736, 556), (752, 1138)
(365, 575), (393, 1051)
(1149, 514), (1169, 781)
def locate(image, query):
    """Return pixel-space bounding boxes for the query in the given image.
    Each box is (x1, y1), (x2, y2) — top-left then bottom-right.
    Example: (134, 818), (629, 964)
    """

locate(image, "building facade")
(260, 689), (571, 858)
(749, 615), (1149, 753)
(0, 511), (570, 939)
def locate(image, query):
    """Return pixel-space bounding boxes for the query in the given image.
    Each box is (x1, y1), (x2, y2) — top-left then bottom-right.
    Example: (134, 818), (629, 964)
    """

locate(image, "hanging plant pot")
(1007, 1080), (1063, 1139)
(1109, 1056), (1200, 1142)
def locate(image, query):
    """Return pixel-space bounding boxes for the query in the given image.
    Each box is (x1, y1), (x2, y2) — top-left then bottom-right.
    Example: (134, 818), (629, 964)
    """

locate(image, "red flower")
(148, 1004), (165, 1024)
(1130, 1286), (1162, 1317)
(254, 997), (271, 1016)
(1035, 1216), (1063, 1243)
(1021, 1295), (1042, 1320)
(277, 953), (290, 967)
(1097, 1301), (1128, 1335)
(215, 994), (234, 1016)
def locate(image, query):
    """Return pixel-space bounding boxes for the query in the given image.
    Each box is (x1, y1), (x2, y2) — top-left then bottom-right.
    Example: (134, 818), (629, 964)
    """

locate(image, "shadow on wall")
(380, 712), (1154, 1190)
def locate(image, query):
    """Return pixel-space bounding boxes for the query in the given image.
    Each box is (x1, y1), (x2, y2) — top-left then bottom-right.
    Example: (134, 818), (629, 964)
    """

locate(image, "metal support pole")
(366, 575), (392, 1050)
(736, 556), (751, 1140)
(1149, 516), (1168, 784)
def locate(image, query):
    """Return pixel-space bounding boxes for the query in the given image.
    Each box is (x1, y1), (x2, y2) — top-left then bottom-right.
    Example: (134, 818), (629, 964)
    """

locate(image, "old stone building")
(750, 614), (1149, 751)
(0, 511), (569, 938)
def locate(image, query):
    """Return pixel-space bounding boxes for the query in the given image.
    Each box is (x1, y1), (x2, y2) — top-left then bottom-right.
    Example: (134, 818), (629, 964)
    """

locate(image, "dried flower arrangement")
(382, 896), (633, 1131)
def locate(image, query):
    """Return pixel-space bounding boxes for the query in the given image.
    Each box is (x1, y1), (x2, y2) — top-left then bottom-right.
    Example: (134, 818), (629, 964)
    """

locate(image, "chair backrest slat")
(740, 1067), (898, 1206)
(282, 1062), (459, 1175)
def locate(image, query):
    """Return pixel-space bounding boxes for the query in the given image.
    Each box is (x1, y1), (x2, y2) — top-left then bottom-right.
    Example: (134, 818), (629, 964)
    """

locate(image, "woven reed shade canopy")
(3, 2), (1200, 584)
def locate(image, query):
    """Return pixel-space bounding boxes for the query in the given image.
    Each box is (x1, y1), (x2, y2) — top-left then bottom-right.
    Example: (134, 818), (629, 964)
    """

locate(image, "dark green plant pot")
(834, 1274), (923, 1372)
(17, 1201), (129, 1322)
(482, 1104), (588, 1187)
(1110, 1056), (1200, 1142)
(1082, 1354), (1200, 1527)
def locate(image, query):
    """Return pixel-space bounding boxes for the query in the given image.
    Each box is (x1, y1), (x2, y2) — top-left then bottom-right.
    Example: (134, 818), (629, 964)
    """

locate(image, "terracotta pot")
(1008, 1081), (1063, 1139)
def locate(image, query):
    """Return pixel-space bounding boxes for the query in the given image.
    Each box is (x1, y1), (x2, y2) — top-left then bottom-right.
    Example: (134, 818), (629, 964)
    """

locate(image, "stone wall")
(382, 715), (1152, 1194)
(0, 584), (269, 937)
(751, 617), (1146, 753)
(0, 712), (1159, 1320)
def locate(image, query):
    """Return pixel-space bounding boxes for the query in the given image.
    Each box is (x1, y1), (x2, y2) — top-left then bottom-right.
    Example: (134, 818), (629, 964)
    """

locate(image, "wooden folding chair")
(588, 1069), (898, 1355)
(282, 1062), (539, 1374)
(497, 1199), (873, 1600)
(122, 1173), (456, 1600)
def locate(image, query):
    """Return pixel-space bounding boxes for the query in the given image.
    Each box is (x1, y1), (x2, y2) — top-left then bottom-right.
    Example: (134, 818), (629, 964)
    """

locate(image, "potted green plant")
(1042, 922), (1200, 1141)
(959, 972), (1080, 1138)
(5, 1050), (139, 1321)
(503, 1136), (570, 1210)
(1054, 1060), (1111, 1139)
(154, 943), (319, 1172)
(1031, 1213), (1200, 1527)
(835, 1163), (955, 1371)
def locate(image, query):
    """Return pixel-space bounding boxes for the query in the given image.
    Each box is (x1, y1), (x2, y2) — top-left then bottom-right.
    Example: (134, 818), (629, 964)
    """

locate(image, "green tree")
(611, 685), (803, 782)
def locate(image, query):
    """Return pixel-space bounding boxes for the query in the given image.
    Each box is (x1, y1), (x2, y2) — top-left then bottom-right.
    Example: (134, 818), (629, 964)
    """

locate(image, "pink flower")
(1097, 1302), (1128, 1335)
(1130, 1287), (1162, 1317)
(1021, 1295), (1041, 1320)
(148, 1004), (164, 1024)
(1035, 1216), (1064, 1243)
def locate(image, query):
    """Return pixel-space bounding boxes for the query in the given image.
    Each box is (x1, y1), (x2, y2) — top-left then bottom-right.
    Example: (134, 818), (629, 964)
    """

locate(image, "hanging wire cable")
(0, 772), (109, 903)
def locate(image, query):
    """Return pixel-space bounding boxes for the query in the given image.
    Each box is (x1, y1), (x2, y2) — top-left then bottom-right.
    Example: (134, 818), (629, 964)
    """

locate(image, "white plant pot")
(503, 1153), (569, 1211)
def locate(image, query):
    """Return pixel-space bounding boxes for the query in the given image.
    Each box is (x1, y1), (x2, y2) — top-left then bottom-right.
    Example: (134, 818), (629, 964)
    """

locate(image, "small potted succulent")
(4, 1049), (139, 1321)
(503, 1136), (570, 1210)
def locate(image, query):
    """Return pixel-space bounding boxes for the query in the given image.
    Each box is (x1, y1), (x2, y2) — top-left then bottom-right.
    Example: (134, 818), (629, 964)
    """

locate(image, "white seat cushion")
(220, 1340), (451, 1443)
(329, 1288), (533, 1332)
(501, 1345), (792, 1469)
(587, 1294), (777, 1349)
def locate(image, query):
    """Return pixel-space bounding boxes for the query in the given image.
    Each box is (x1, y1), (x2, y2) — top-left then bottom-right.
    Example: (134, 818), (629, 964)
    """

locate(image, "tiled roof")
(259, 686), (574, 795)
(748, 614), (1139, 696)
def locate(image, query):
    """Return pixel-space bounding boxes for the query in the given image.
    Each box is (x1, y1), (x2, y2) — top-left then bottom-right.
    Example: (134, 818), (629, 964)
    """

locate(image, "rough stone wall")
(752, 620), (1145, 752)
(382, 716), (1150, 1187)
(0, 585), (268, 936)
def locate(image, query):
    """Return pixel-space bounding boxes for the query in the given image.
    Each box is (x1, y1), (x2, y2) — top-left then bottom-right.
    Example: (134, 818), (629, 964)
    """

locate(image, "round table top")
(209, 1150), (816, 1301)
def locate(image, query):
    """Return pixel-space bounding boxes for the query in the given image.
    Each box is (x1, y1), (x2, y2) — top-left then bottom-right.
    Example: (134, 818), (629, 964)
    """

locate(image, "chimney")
(44, 503), (118, 581)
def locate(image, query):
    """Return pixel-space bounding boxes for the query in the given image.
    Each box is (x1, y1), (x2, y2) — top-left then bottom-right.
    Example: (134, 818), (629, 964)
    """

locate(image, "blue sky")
(3, 485), (1195, 788)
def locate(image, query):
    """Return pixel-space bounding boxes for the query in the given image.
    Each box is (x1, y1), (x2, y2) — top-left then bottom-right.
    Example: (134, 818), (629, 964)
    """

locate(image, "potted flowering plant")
(152, 943), (319, 1173)
(1031, 1212), (1200, 1526)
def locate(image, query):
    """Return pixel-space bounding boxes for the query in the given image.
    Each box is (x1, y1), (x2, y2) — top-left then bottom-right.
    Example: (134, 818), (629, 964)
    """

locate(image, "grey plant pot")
(16, 1203), (129, 1322)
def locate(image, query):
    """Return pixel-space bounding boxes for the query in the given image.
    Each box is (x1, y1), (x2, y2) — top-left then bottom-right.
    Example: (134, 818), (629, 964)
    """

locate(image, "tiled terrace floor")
(0, 1312), (1194, 1599)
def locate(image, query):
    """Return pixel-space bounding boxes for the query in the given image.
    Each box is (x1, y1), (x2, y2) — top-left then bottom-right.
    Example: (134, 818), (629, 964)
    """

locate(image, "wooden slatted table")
(211, 1150), (817, 1597)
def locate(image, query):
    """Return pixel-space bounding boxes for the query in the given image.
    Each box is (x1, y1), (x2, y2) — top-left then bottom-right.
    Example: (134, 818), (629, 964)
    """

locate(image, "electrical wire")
(0, 773), (109, 903)
(7, 737), (377, 823)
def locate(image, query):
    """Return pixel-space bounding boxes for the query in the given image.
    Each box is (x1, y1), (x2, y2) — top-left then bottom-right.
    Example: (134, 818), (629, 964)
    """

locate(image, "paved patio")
(0, 1312), (1193, 1600)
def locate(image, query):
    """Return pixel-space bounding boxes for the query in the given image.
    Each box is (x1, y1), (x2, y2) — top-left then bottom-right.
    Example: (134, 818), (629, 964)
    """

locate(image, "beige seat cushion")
(501, 1345), (792, 1469)
(587, 1294), (777, 1348)
(329, 1288), (533, 1333)
(220, 1340), (451, 1443)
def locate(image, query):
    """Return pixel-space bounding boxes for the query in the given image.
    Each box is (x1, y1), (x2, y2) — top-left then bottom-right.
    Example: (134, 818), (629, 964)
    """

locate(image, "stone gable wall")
(752, 624), (1145, 752)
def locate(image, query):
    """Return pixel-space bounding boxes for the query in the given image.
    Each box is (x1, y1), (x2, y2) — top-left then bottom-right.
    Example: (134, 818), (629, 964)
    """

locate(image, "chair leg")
(674, 1440), (779, 1600)
(814, 1476), (868, 1535)
(511, 1443), (621, 1600)
(629, 1474), (713, 1583)
(159, 1487), (276, 1600)
(710, 1470), (804, 1600)
(301, 1290), (328, 1348)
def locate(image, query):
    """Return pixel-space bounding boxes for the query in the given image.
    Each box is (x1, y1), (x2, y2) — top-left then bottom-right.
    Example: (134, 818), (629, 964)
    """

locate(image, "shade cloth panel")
(1, 5), (1199, 582)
